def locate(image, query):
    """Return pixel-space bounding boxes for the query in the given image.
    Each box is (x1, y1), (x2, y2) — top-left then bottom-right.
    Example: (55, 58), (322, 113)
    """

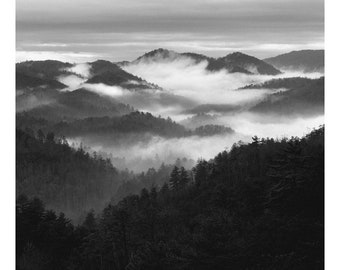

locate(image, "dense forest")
(250, 77), (324, 116)
(17, 111), (235, 140)
(16, 128), (192, 219)
(130, 48), (282, 75)
(16, 128), (121, 218)
(16, 88), (134, 121)
(240, 77), (319, 90)
(17, 126), (324, 270)
(263, 50), (324, 73)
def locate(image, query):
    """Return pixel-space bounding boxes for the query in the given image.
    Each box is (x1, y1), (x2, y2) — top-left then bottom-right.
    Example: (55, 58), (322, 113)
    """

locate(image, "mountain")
(16, 60), (73, 80)
(240, 77), (317, 90)
(263, 50), (324, 73)
(16, 72), (67, 92)
(16, 59), (162, 92)
(17, 127), (324, 270)
(132, 48), (179, 63)
(128, 48), (252, 74)
(194, 124), (234, 136)
(17, 88), (134, 121)
(130, 48), (282, 75)
(17, 111), (234, 142)
(183, 103), (241, 114)
(219, 52), (282, 75)
(49, 111), (190, 138)
(16, 60), (73, 94)
(86, 60), (161, 90)
(181, 52), (252, 73)
(250, 77), (324, 116)
(16, 128), (121, 218)
(180, 113), (220, 129)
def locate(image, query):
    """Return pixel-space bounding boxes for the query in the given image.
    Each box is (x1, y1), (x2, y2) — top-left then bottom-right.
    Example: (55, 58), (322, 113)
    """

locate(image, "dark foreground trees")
(16, 126), (324, 270)
(16, 129), (121, 219)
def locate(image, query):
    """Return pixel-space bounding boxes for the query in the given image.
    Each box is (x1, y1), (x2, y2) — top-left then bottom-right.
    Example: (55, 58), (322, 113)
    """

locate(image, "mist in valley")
(50, 56), (325, 172)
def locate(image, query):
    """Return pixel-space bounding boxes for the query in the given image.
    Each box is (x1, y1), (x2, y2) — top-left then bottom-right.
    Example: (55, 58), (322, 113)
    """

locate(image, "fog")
(50, 58), (324, 172)
(123, 57), (323, 105)
(68, 132), (249, 172)
(16, 93), (55, 112)
(66, 63), (91, 78)
(67, 112), (323, 173)
(57, 63), (91, 91)
(58, 74), (86, 90)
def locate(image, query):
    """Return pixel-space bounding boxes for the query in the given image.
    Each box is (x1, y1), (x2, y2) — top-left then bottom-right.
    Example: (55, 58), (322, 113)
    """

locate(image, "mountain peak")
(223, 52), (257, 61)
(263, 50), (324, 73)
(135, 48), (179, 62)
(220, 51), (281, 75)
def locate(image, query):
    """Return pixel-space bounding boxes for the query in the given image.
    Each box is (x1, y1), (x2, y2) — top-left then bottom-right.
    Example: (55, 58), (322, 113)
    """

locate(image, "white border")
(325, 0), (340, 269)
(2, 0), (339, 269)
(0, 0), (15, 269)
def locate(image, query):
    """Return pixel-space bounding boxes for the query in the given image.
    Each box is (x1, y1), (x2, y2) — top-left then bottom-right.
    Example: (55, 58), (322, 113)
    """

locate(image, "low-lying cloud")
(48, 57), (324, 172)
(67, 112), (323, 172)
(123, 57), (322, 107)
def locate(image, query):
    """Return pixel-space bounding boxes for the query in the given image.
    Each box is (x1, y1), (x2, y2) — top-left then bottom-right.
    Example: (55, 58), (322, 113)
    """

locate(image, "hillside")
(240, 77), (317, 90)
(86, 60), (161, 90)
(16, 59), (162, 92)
(219, 52), (281, 75)
(50, 111), (190, 138)
(17, 111), (234, 141)
(16, 60), (73, 80)
(17, 126), (324, 270)
(263, 50), (324, 73)
(129, 48), (255, 74)
(250, 77), (324, 116)
(16, 129), (121, 218)
(17, 88), (134, 121)
(16, 72), (67, 92)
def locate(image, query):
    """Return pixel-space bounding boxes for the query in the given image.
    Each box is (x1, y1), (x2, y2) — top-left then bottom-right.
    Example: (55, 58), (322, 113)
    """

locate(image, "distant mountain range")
(219, 52), (281, 75)
(240, 77), (317, 90)
(85, 60), (161, 90)
(263, 50), (324, 73)
(16, 59), (161, 92)
(250, 77), (324, 116)
(124, 48), (281, 75)
(17, 88), (134, 121)
(17, 111), (235, 141)
(16, 49), (324, 133)
(16, 60), (159, 120)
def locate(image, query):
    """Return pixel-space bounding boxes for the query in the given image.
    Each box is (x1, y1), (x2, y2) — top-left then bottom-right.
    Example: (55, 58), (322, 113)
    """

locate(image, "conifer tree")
(179, 167), (189, 189)
(169, 166), (180, 190)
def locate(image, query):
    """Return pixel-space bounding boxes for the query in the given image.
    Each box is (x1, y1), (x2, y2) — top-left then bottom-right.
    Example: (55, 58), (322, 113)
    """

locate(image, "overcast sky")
(16, 0), (324, 63)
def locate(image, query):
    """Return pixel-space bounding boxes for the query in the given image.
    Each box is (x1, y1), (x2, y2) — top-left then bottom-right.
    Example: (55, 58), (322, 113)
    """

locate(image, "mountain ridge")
(127, 48), (281, 75)
(263, 50), (324, 72)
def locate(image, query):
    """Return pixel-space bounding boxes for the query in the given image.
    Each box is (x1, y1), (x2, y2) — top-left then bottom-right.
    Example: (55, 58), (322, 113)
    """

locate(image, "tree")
(169, 166), (180, 191)
(179, 167), (189, 189)
(83, 210), (97, 232)
(193, 160), (210, 187)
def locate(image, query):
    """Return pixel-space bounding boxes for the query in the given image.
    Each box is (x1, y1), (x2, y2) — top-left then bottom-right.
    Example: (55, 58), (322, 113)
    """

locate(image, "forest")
(16, 127), (192, 219)
(17, 111), (235, 140)
(17, 126), (324, 270)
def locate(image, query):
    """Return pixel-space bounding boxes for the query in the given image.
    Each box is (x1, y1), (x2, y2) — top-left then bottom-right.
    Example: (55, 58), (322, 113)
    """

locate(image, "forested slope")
(16, 129), (121, 218)
(17, 126), (324, 270)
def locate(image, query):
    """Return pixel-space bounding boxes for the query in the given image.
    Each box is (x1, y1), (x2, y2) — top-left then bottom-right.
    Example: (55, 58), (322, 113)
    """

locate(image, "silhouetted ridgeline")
(17, 111), (235, 139)
(250, 77), (324, 116)
(17, 126), (324, 270)
(16, 128), (193, 219)
(263, 50), (324, 73)
(16, 128), (120, 218)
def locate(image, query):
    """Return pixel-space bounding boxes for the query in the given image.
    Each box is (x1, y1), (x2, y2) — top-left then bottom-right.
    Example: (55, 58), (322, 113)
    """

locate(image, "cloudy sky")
(16, 0), (324, 63)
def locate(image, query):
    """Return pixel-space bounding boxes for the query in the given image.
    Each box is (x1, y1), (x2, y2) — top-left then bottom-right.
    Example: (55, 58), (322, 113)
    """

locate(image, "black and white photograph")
(5, 0), (331, 269)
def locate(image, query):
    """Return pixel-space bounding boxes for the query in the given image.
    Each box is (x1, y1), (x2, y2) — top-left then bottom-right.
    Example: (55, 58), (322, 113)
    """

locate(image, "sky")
(16, 0), (324, 63)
